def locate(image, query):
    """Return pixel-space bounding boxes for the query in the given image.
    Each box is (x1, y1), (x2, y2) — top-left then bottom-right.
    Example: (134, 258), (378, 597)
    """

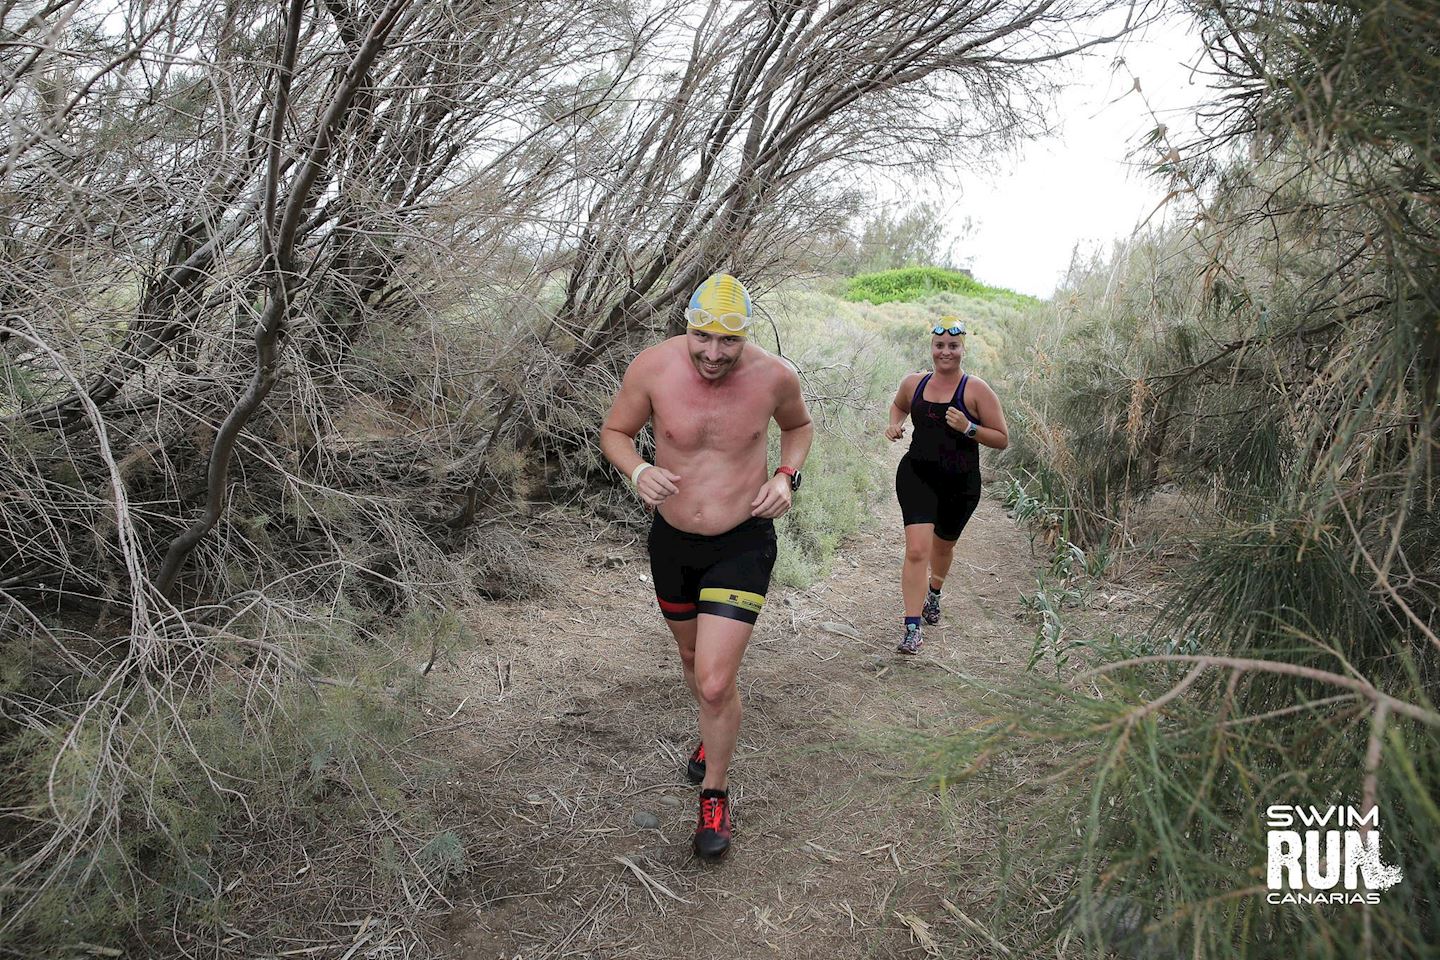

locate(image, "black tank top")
(908, 372), (981, 473)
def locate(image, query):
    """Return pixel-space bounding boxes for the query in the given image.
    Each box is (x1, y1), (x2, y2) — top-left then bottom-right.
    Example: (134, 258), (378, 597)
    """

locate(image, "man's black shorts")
(647, 512), (777, 625)
(895, 453), (982, 542)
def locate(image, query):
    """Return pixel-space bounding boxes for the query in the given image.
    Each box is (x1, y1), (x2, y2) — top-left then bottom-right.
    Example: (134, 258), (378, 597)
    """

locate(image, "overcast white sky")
(927, 13), (1211, 298)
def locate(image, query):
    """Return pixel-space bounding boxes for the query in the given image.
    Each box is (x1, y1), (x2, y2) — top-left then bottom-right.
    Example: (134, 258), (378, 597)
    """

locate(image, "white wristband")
(630, 462), (653, 487)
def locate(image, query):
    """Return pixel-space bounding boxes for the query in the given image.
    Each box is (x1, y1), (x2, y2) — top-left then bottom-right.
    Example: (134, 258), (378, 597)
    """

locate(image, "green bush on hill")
(845, 266), (1039, 307)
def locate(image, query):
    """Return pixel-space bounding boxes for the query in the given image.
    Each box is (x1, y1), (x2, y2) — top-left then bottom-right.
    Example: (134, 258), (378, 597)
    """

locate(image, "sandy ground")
(422, 453), (1047, 959)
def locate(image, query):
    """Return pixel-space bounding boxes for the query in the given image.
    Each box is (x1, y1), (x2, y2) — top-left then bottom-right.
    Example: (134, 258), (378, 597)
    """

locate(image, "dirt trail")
(429, 452), (1040, 959)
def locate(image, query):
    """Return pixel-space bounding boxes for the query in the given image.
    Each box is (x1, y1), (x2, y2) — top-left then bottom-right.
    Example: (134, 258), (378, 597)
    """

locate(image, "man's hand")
(944, 406), (973, 434)
(635, 465), (681, 508)
(885, 422), (906, 441)
(751, 474), (793, 519)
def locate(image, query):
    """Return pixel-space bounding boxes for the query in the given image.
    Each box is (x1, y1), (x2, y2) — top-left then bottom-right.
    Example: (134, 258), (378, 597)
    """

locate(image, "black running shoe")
(897, 622), (924, 654)
(693, 789), (732, 859)
(686, 742), (706, 784)
(922, 589), (942, 625)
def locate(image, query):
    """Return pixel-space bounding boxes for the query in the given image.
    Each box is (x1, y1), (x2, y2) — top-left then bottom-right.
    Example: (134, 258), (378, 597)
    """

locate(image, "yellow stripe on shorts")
(698, 587), (765, 614)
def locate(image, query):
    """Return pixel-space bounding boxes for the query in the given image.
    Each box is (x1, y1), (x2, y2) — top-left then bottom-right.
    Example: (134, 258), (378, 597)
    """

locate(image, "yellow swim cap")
(931, 315), (967, 337)
(686, 273), (753, 336)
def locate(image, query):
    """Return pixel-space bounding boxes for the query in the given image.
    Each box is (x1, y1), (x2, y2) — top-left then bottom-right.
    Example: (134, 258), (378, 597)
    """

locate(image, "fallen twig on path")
(894, 911), (943, 957)
(613, 855), (692, 907)
(941, 898), (1013, 956)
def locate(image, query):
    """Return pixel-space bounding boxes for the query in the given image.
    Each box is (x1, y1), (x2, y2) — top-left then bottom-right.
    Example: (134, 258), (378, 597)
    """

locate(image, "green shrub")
(773, 428), (881, 587)
(845, 266), (1039, 307)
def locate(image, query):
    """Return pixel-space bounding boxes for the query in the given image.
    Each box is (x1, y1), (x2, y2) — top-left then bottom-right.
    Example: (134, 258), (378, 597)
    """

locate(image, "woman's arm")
(886, 373), (922, 440)
(966, 376), (1009, 450)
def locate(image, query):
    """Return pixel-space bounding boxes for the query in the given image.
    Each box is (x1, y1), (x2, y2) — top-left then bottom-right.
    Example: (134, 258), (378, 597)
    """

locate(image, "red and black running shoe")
(686, 742), (706, 784)
(693, 789), (732, 859)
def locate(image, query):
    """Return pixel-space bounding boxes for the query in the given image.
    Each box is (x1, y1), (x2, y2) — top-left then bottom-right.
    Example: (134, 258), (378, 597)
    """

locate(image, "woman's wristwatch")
(963, 421), (979, 439)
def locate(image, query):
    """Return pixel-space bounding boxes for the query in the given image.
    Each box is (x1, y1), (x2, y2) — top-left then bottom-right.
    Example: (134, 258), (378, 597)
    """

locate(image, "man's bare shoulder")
(628, 337), (686, 376)
(742, 342), (799, 385)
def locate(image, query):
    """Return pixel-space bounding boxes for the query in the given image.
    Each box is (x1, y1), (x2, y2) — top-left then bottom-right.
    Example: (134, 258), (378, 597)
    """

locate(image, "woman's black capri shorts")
(895, 454), (981, 542)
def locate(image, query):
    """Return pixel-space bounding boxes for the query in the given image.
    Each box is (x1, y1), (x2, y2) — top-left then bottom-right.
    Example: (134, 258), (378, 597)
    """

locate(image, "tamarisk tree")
(460, 0), (1135, 523)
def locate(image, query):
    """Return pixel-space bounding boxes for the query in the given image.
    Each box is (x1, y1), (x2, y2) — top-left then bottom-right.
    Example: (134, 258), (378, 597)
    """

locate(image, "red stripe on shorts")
(656, 597), (697, 615)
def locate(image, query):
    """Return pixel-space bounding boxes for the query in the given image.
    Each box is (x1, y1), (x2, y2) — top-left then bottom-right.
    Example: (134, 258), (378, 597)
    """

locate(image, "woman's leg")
(929, 534), (957, 591)
(930, 478), (980, 591)
(902, 523), (933, 617)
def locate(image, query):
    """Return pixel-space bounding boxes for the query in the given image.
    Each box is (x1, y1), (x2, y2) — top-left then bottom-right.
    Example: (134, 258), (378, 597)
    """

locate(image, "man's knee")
(677, 645), (697, 671)
(666, 622), (698, 665)
(696, 671), (736, 709)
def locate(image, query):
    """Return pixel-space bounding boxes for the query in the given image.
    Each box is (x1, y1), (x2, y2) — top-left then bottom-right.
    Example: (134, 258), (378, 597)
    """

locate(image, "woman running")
(885, 317), (1009, 653)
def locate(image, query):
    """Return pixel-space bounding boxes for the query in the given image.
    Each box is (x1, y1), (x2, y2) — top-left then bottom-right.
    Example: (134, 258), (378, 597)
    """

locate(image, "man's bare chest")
(651, 379), (774, 454)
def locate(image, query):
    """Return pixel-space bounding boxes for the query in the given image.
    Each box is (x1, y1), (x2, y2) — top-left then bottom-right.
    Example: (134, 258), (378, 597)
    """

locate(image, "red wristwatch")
(774, 465), (802, 491)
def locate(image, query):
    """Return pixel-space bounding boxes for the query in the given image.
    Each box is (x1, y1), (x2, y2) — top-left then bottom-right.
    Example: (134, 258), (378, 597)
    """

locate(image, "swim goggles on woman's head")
(931, 322), (967, 336)
(686, 307), (753, 333)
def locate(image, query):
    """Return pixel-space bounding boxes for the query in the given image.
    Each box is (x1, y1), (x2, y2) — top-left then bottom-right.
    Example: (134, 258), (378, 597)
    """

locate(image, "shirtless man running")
(600, 273), (813, 859)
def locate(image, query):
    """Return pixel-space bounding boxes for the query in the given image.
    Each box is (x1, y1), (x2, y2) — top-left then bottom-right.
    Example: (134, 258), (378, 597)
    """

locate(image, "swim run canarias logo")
(1265, 804), (1404, 905)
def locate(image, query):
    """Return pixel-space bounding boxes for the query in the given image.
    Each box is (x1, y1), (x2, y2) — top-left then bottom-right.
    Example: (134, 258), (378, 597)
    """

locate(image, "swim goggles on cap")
(686, 307), (753, 334)
(931, 322), (967, 336)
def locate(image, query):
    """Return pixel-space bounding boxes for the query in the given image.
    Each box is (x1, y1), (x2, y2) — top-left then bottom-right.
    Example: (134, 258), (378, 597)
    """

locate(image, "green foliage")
(417, 830), (468, 883)
(773, 429), (879, 587)
(997, 473), (1067, 548)
(845, 266), (1036, 307)
(1020, 574), (1086, 677)
(1002, 476), (1118, 678)
(1167, 512), (1400, 682)
(853, 202), (949, 273)
(777, 275), (1037, 381)
(925, 664), (1440, 959)
(0, 351), (39, 414)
